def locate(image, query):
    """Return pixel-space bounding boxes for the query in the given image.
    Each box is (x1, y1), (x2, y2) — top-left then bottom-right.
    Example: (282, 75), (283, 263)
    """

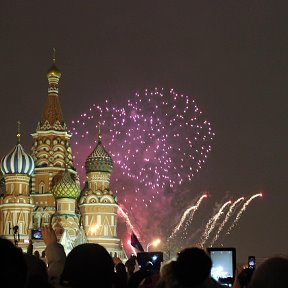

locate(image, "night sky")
(0, 1), (287, 263)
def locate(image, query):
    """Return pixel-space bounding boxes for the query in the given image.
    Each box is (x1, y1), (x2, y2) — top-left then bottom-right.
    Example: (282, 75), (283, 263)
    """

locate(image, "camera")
(248, 256), (256, 270)
(31, 228), (43, 240)
(207, 247), (236, 287)
(137, 252), (163, 272)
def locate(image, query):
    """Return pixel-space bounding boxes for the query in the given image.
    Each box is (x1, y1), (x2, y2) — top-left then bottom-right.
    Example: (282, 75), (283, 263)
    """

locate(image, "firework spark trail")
(168, 194), (207, 240)
(226, 193), (263, 235)
(180, 194), (208, 240)
(70, 88), (215, 212)
(168, 205), (197, 240)
(127, 240), (137, 255)
(210, 197), (244, 246)
(201, 200), (231, 246)
(117, 205), (136, 232)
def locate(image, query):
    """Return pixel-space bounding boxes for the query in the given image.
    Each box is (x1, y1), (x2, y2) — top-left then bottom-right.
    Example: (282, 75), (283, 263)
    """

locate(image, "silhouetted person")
(42, 225), (120, 288)
(34, 250), (40, 259)
(23, 252), (51, 288)
(174, 247), (212, 287)
(158, 247), (221, 288)
(60, 243), (115, 288)
(113, 255), (128, 288)
(13, 225), (20, 246)
(128, 260), (156, 288)
(27, 239), (33, 255)
(126, 255), (138, 278)
(0, 238), (27, 288)
(248, 256), (288, 288)
(237, 268), (254, 288)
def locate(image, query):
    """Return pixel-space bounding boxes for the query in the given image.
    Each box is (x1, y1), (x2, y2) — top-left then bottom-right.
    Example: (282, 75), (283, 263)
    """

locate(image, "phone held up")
(248, 256), (256, 270)
(207, 247), (236, 287)
(31, 228), (43, 240)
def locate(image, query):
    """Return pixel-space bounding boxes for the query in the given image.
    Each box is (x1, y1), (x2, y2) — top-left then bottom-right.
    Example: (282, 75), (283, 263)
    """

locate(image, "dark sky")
(0, 1), (287, 262)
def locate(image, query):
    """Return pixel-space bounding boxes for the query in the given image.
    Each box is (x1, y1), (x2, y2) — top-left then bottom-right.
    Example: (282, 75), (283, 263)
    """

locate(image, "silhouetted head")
(238, 268), (254, 287)
(158, 261), (178, 288)
(0, 238), (27, 288)
(34, 250), (40, 259)
(126, 255), (137, 276)
(23, 253), (51, 288)
(249, 256), (288, 288)
(61, 243), (114, 288)
(174, 247), (212, 287)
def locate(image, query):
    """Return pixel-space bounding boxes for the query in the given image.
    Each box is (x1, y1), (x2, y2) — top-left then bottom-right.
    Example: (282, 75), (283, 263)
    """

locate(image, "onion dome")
(47, 63), (61, 78)
(51, 169), (80, 199)
(0, 122), (35, 176)
(85, 129), (113, 173)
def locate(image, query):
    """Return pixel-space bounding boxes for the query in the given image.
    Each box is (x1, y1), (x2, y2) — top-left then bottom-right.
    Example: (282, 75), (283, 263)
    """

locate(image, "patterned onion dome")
(1, 143), (35, 176)
(85, 133), (113, 173)
(51, 169), (80, 199)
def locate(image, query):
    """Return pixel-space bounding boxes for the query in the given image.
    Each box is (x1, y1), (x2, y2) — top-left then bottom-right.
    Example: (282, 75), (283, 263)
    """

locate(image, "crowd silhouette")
(0, 226), (287, 288)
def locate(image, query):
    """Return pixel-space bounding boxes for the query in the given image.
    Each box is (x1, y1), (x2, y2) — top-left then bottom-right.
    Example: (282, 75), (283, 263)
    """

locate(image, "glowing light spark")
(210, 197), (244, 246)
(127, 240), (137, 255)
(201, 200), (231, 246)
(226, 193), (263, 234)
(168, 194), (207, 240)
(117, 205), (136, 232)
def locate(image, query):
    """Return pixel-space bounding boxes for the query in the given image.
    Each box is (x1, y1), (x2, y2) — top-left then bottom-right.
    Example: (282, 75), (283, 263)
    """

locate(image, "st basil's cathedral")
(0, 53), (126, 259)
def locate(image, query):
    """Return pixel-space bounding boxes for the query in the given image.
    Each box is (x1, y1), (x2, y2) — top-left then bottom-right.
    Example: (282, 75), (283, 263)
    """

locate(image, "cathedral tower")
(30, 50), (77, 232)
(79, 129), (125, 258)
(0, 124), (35, 247)
(51, 161), (80, 239)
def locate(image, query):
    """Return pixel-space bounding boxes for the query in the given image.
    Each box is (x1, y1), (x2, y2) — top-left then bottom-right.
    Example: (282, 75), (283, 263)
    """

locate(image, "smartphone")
(207, 247), (236, 287)
(248, 256), (256, 270)
(31, 228), (43, 240)
(137, 252), (163, 272)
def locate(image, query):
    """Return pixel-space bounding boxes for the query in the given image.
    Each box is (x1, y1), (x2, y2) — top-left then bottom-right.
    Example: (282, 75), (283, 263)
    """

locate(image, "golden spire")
(53, 48), (56, 64)
(98, 122), (102, 142)
(16, 121), (21, 143)
(47, 48), (61, 78)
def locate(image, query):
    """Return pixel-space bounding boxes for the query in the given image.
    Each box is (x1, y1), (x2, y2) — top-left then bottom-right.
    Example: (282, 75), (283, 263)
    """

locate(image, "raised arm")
(42, 225), (66, 287)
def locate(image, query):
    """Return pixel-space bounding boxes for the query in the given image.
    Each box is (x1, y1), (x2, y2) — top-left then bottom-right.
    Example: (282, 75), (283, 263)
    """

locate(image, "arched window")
(39, 182), (45, 194)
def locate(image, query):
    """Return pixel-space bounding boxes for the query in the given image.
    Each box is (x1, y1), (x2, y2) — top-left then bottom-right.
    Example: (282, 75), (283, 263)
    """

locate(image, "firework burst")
(70, 88), (215, 216)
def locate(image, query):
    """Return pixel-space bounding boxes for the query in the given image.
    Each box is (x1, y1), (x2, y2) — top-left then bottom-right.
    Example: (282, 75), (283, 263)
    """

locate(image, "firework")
(127, 240), (137, 255)
(226, 193), (263, 235)
(70, 88), (214, 214)
(117, 205), (136, 232)
(200, 200), (231, 246)
(210, 197), (244, 246)
(168, 194), (207, 240)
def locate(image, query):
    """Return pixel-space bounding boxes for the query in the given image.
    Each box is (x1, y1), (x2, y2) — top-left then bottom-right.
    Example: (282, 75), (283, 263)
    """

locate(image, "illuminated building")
(0, 53), (126, 258)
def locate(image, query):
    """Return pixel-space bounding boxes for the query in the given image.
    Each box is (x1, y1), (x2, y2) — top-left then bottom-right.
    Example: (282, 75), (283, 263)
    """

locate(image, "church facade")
(0, 56), (126, 259)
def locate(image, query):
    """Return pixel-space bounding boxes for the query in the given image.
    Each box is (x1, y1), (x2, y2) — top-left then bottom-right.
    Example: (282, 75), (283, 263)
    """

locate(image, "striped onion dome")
(51, 169), (80, 199)
(85, 132), (113, 174)
(1, 143), (35, 176)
